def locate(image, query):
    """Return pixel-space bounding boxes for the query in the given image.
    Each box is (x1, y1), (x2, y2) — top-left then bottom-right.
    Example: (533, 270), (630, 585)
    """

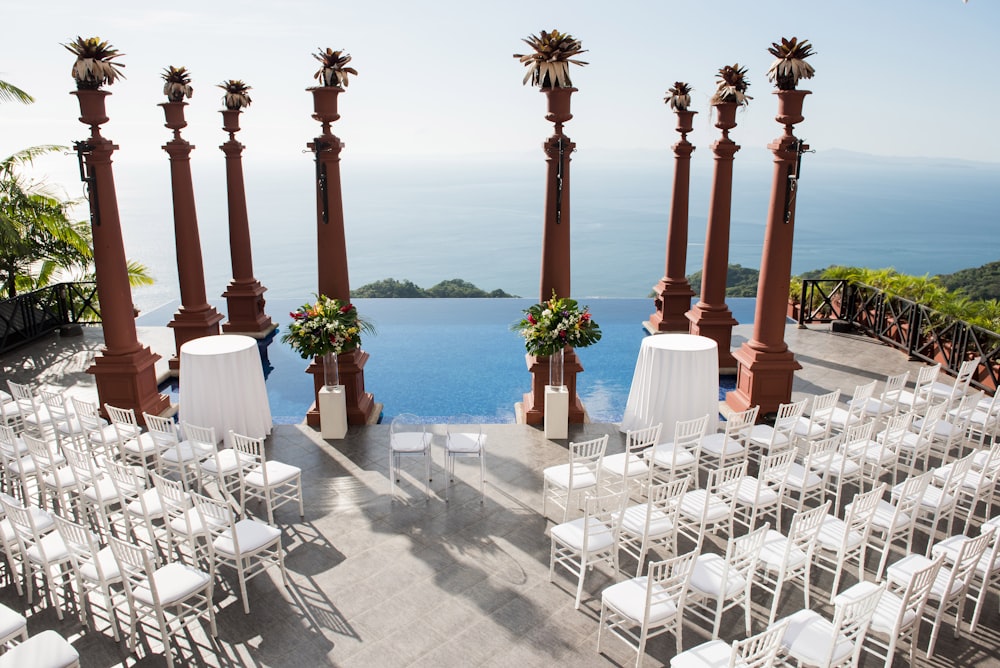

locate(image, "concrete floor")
(1, 323), (998, 666)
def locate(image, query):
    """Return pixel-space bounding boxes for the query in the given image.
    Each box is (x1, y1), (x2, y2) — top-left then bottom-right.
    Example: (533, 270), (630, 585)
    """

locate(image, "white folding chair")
(829, 380), (876, 434)
(897, 363), (940, 413)
(105, 405), (157, 470)
(813, 483), (885, 603)
(71, 397), (117, 460)
(388, 414), (432, 500)
(687, 523), (769, 640)
(931, 523), (1000, 635)
(601, 423), (659, 498)
(53, 514), (122, 642)
(670, 619), (789, 668)
(1, 496), (73, 619)
(778, 579), (884, 668)
(0, 601), (27, 648)
(109, 535), (216, 668)
(0, 494), (53, 599)
(793, 390), (839, 448)
(597, 551), (696, 666)
(191, 492), (289, 615)
(443, 414), (486, 503)
(928, 356), (980, 408)
(24, 433), (76, 516)
(895, 403), (945, 481)
(863, 469), (931, 581)
(231, 432), (303, 524)
(779, 435), (833, 529)
(190, 424), (244, 502)
(7, 381), (52, 440)
(104, 459), (166, 561)
(550, 490), (621, 609)
(615, 476), (687, 577)
(747, 398), (806, 466)
(898, 452), (972, 555)
(861, 371), (910, 425)
(646, 414), (709, 485)
(542, 434), (608, 522)
(725, 448), (794, 534)
(700, 406), (757, 474)
(841, 418), (897, 493)
(0, 629), (79, 668)
(676, 460), (744, 552)
(755, 501), (830, 625)
(38, 389), (81, 449)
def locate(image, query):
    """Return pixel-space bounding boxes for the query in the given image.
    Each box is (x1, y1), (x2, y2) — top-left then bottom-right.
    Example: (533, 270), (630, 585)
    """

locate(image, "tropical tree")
(513, 29), (588, 88)
(0, 78), (33, 104)
(63, 36), (126, 89)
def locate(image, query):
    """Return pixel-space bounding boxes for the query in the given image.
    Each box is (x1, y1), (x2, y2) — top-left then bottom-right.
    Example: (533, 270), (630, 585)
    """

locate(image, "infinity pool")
(141, 298), (755, 424)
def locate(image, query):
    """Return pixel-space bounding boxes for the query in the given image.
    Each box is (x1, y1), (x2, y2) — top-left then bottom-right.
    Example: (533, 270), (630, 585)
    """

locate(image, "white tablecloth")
(620, 334), (719, 441)
(179, 335), (272, 445)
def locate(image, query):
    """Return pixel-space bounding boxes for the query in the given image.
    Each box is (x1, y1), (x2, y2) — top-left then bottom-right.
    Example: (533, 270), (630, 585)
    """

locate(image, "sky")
(2, 0), (998, 179)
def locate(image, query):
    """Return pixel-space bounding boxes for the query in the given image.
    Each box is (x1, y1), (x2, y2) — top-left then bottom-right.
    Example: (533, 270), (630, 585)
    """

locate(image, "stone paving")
(2, 323), (998, 666)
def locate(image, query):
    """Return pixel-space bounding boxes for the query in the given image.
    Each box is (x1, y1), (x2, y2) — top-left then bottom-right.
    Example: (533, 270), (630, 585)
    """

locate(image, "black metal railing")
(798, 279), (1000, 392)
(0, 282), (100, 354)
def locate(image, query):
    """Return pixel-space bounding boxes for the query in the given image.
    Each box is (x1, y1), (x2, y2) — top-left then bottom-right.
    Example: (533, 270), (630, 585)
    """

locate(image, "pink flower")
(340, 304), (353, 313)
(527, 314), (536, 325)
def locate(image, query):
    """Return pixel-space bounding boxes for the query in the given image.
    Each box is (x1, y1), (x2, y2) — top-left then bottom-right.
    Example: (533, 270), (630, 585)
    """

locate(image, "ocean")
(106, 148), (1000, 315)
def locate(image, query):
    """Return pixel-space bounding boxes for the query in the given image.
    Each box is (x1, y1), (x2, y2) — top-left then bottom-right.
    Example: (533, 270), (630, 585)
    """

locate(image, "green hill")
(352, 278), (519, 298)
(937, 261), (1000, 301)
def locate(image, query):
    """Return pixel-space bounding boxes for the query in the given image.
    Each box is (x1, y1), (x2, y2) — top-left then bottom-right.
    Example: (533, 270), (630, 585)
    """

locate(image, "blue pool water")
(143, 298), (756, 424)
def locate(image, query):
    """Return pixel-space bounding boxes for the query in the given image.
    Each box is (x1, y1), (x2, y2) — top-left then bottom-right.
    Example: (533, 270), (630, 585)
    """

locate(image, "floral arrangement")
(281, 294), (374, 358)
(512, 292), (601, 356)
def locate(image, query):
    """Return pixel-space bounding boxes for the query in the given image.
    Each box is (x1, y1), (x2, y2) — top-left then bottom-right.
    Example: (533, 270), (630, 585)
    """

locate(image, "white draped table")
(620, 334), (719, 440)
(179, 335), (272, 445)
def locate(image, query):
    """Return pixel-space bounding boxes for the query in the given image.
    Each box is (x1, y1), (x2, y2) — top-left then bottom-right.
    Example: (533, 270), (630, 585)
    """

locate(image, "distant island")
(351, 278), (519, 299)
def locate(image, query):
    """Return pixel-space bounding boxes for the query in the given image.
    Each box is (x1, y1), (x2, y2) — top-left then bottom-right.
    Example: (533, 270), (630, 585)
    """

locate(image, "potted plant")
(766, 37), (816, 91)
(711, 64), (751, 106)
(512, 291), (601, 386)
(63, 36), (126, 90)
(217, 79), (252, 110)
(513, 29), (588, 89)
(313, 48), (357, 88)
(281, 295), (375, 387)
(664, 82), (692, 111)
(161, 66), (193, 101)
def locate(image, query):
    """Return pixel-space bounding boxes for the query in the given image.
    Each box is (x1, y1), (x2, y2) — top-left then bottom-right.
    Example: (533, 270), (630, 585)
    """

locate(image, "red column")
(304, 86), (375, 426)
(72, 90), (169, 421)
(219, 110), (274, 336)
(728, 90), (809, 416)
(687, 101), (740, 369)
(523, 87), (585, 424)
(160, 101), (223, 370)
(648, 109), (697, 332)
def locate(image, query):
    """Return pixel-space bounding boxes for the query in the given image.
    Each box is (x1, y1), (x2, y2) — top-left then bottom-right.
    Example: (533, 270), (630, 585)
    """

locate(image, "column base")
(89, 345), (170, 422)
(521, 350), (586, 425)
(167, 305), (224, 371)
(726, 342), (802, 418)
(222, 280), (274, 335)
(305, 348), (375, 426)
(687, 303), (738, 368)
(648, 280), (694, 333)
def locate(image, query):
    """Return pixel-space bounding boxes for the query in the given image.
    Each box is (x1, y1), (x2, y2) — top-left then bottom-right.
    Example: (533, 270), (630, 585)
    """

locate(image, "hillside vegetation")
(352, 278), (518, 298)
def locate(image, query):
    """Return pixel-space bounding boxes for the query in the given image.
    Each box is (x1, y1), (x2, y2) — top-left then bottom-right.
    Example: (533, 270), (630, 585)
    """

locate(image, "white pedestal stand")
(319, 385), (348, 439)
(544, 385), (569, 439)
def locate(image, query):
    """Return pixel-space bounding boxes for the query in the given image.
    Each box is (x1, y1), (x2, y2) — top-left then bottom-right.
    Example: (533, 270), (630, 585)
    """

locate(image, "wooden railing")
(0, 282), (100, 355)
(798, 279), (1000, 392)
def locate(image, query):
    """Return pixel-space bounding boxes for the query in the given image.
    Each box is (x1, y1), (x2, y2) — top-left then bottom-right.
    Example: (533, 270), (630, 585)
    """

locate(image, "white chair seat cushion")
(41, 466), (76, 488)
(794, 417), (826, 440)
(543, 463), (597, 491)
(26, 530), (70, 564)
(0, 602), (25, 640)
(390, 432), (431, 453)
(0, 508), (54, 542)
(601, 576), (677, 624)
(679, 490), (729, 523)
(780, 608), (854, 666)
(689, 552), (745, 599)
(128, 488), (165, 518)
(601, 452), (649, 479)
(135, 562), (211, 606)
(201, 448), (248, 476)
(932, 534), (1000, 576)
(729, 477), (778, 506)
(446, 432), (484, 453)
(162, 442), (200, 463)
(829, 407), (863, 429)
(891, 481), (955, 512)
(816, 515), (864, 552)
(83, 477), (119, 505)
(5, 454), (36, 475)
(124, 433), (159, 455)
(617, 504), (674, 539)
(647, 444), (696, 468)
(758, 530), (807, 571)
(80, 545), (122, 583)
(171, 507), (224, 537)
(245, 461), (302, 488)
(670, 639), (739, 668)
(748, 425), (791, 449)
(0, 435), (27, 456)
(23, 405), (53, 426)
(814, 453), (861, 478)
(55, 416), (87, 436)
(865, 499), (910, 532)
(213, 519), (281, 556)
(862, 396), (894, 417)
(700, 433), (744, 457)
(87, 423), (120, 446)
(784, 463), (823, 491)
(887, 553), (964, 600)
(550, 516), (615, 552)
(0, 629), (79, 668)
(848, 440), (895, 466)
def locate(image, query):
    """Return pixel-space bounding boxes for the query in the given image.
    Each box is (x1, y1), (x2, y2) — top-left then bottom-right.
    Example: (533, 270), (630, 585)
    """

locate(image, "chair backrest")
(105, 404), (142, 444)
(108, 535), (160, 604)
(808, 390), (841, 431)
(143, 413), (179, 449)
(723, 405), (760, 445)
(954, 356), (981, 391)
(802, 434), (839, 482)
(844, 482), (886, 537)
(645, 551), (696, 621)
(38, 388), (72, 421)
(879, 371), (910, 408)
(828, 581), (885, 667)
(579, 490), (622, 549)
(70, 396), (101, 420)
(913, 403), (947, 444)
(788, 501), (832, 555)
(23, 432), (57, 472)
(895, 553), (944, 634)
(728, 522), (769, 582)
(446, 413), (482, 438)
(939, 453), (976, 497)
(774, 399), (808, 436)
(53, 515), (107, 581)
(671, 414), (709, 452)
(731, 618), (790, 668)
(6, 380), (35, 406)
(0, 424), (20, 452)
(389, 414), (429, 453)
(568, 435), (608, 471)
(190, 492), (236, 546)
(879, 411), (914, 453)
(182, 422), (218, 447)
(625, 423), (662, 453)
(1, 496), (42, 545)
(759, 448), (797, 489)
(60, 442), (99, 487)
(231, 431), (268, 485)
(104, 458), (147, 503)
(149, 471), (190, 518)
(892, 470), (933, 522)
(908, 364), (941, 407)
(947, 531), (993, 599)
(644, 476), (689, 530)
